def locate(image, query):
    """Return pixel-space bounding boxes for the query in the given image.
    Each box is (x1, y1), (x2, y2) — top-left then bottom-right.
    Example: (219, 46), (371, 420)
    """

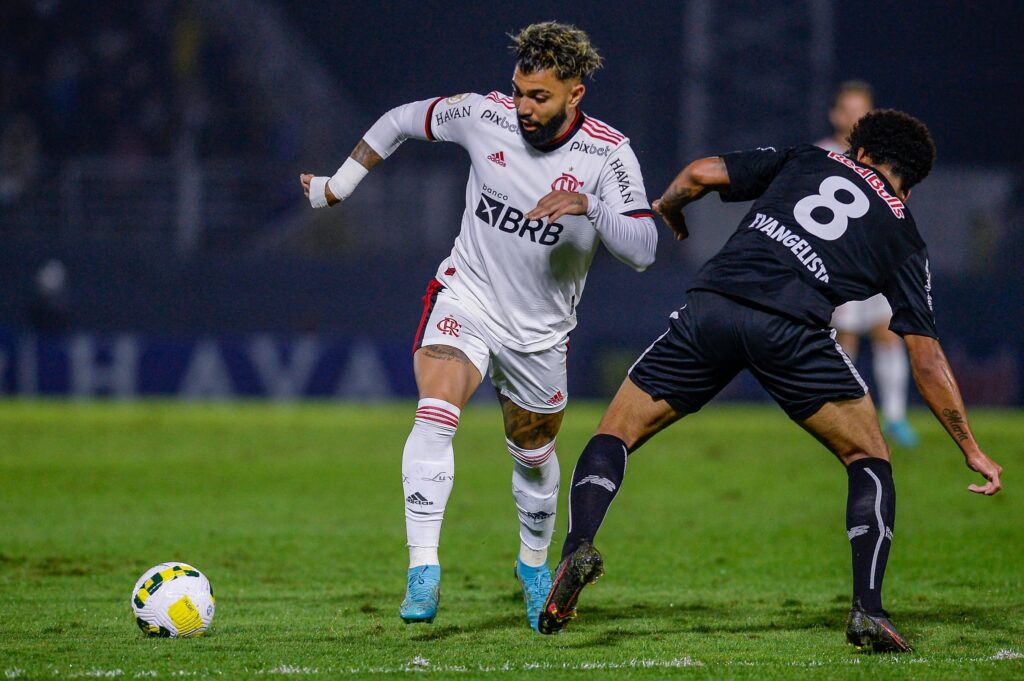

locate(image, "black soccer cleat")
(537, 542), (604, 635)
(846, 602), (913, 653)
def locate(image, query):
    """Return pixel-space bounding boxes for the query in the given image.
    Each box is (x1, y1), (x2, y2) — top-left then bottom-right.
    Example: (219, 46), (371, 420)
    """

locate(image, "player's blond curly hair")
(509, 22), (603, 81)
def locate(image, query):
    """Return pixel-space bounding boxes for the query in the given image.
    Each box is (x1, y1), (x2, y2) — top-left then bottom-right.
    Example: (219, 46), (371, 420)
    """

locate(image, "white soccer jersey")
(363, 92), (656, 352)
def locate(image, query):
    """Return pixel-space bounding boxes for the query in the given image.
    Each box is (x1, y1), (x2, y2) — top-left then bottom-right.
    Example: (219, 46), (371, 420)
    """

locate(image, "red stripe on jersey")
(582, 120), (623, 143)
(583, 117), (624, 142)
(624, 211), (655, 219)
(424, 97), (444, 141)
(412, 279), (444, 354)
(581, 122), (621, 145)
(485, 92), (515, 109)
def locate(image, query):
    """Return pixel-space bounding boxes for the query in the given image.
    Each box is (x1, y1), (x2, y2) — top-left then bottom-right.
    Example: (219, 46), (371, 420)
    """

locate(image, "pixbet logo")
(569, 141), (610, 156)
(480, 108), (520, 134)
(474, 194), (564, 245)
(551, 173), (583, 192)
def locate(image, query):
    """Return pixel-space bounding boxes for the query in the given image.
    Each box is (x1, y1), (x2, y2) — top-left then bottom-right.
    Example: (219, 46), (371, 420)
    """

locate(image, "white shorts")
(830, 294), (893, 335)
(414, 280), (568, 414)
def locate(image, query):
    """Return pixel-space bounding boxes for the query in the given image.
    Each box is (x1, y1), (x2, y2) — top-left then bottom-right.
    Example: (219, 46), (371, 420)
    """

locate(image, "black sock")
(561, 434), (629, 560)
(846, 457), (895, 614)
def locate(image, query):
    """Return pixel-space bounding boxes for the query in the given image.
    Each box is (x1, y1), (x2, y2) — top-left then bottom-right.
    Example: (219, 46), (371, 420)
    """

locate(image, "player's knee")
(841, 451), (890, 467)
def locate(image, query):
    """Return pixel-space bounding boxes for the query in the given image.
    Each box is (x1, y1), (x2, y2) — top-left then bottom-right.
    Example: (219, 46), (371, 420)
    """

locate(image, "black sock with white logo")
(561, 434), (629, 561)
(846, 457), (895, 615)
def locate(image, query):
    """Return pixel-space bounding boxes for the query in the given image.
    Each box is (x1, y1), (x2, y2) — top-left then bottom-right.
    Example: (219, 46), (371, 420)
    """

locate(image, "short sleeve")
(720, 146), (792, 202)
(883, 248), (938, 338)
(596, 143), (652, 217)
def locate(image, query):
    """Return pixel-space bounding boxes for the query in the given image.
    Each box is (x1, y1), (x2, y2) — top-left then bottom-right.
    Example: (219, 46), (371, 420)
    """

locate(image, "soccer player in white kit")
(816, 81), (918, 447)
(299, 22), (657, 630)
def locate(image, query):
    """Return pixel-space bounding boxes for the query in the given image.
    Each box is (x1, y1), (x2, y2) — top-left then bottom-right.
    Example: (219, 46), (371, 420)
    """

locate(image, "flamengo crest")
(551, 172), (583, 192)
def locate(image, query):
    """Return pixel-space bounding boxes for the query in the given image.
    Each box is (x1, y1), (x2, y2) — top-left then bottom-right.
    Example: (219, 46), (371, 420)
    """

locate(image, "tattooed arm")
(652, 157), (730, 241)
(299, 140), (385, 206)
(904, 334), (1003, 495)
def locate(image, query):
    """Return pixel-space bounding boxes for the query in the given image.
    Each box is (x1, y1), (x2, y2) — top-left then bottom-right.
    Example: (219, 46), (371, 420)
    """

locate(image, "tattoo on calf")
(942, 408), (970, 442)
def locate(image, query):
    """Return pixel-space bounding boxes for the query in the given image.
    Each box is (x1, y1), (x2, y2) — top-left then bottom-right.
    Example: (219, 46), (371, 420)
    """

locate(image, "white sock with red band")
(402, 398), (461, 568)
(508, 438), (560, 567)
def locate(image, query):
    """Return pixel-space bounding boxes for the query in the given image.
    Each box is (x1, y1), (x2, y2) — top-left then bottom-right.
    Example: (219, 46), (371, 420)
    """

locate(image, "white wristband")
(308, 176), (329, 208)
(326, 158), (370, 203)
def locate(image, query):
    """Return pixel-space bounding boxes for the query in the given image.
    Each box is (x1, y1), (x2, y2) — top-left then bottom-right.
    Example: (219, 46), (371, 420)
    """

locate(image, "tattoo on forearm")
(942, 408), (970, 442)
(350, 140), (383, 170)
(662, 185), (696, 208)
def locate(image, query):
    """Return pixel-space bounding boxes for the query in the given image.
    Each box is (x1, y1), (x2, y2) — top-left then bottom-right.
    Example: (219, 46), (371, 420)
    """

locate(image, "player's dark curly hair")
(509, 22), (603, 81)
(847, 109), (936, 190)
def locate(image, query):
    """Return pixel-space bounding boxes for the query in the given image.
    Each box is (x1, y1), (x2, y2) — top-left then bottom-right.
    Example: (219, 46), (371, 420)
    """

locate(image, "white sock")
(403, 398), (460, 568)
(874, 341), (909, 424)
(508, 438), (560, 567)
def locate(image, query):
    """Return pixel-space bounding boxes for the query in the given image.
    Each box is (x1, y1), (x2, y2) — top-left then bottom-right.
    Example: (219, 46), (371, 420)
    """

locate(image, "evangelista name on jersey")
(745, 212), (830, 283)
(362, 92), (655, 353)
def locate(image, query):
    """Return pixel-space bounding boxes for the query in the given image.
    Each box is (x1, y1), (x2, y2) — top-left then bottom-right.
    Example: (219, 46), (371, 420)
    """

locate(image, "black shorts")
(628, 291), (867, 421)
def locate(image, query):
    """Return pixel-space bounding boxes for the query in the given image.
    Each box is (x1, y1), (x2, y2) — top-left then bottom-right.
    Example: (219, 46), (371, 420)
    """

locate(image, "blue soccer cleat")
(514, 558), (553, 632)
(886, 419), (919, 448)
(400, 565), (440, 624)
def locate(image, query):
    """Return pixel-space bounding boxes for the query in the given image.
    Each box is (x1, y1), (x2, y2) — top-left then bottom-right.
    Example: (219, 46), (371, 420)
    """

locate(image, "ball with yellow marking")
(131, 562), (216, 637)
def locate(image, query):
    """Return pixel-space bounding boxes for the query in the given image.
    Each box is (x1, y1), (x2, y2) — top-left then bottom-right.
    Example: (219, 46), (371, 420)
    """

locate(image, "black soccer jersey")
(689, 144), (937, 338)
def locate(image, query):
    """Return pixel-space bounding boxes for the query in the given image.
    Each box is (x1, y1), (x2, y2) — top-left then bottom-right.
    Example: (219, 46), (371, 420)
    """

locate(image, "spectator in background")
(815, 81), (918, 447)
(25, 259), (71, 335)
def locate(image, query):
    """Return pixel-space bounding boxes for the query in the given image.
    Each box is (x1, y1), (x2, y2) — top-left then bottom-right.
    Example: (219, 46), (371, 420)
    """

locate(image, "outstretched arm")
(904, 334), (1003, 495)
(300, 94), (475, 208)
(652, 157), (729, 241)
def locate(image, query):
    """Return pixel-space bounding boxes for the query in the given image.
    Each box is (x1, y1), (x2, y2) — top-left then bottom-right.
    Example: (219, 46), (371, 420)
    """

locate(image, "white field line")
(9, 651), (1021, 678)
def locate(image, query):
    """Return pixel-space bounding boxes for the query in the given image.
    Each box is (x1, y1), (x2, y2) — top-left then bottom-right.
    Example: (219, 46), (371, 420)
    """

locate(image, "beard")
(519, 108), (569, 147)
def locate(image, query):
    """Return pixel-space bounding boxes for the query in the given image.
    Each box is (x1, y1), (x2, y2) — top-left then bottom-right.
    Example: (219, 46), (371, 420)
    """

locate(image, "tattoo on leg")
(941, 408), (970, 441)
(500, 395), (563, 449)
(421, 345), (472, 365)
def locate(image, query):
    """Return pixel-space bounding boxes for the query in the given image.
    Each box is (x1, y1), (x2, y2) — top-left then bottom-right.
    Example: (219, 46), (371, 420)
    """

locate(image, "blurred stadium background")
(1, 0), (1021, 406)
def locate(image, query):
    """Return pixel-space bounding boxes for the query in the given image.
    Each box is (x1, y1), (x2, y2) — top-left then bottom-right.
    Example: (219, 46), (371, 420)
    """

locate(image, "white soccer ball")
(131, 562), (216, 637)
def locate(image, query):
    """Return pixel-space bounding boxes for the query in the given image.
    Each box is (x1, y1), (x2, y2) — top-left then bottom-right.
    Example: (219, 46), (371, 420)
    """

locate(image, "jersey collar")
(531, 109), (584, 153)
(847, 153), (902, 198)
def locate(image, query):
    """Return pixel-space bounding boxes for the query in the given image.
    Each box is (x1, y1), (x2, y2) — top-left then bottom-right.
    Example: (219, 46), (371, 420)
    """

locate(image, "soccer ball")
(131, 562), (216, 637)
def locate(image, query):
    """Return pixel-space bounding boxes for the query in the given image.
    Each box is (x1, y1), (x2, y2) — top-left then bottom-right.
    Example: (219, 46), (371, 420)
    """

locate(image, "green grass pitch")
(1, 400), (1022, 679)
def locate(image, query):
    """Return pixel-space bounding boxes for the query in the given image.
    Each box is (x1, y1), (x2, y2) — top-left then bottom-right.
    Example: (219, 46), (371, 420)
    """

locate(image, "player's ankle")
(519, 544), (548, 568)
(409, 546), (439, 568)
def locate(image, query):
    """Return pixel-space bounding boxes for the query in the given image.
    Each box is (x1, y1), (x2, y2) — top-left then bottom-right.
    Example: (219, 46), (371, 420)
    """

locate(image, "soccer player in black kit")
(538, 110), (1004, 652)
